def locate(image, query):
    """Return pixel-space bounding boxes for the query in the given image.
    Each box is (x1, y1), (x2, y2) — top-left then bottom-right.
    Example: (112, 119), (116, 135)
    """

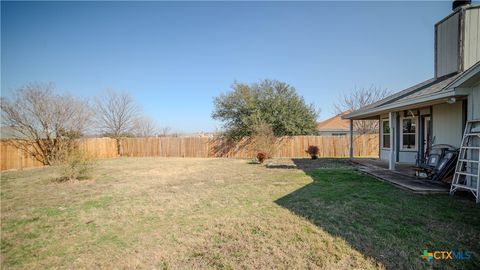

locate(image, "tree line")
(1, 80), (388, 166)
(1, 83), (164, 164)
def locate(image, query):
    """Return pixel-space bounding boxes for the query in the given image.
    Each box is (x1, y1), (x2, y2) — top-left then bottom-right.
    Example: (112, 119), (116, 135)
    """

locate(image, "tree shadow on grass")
(275, 158), (480, 270)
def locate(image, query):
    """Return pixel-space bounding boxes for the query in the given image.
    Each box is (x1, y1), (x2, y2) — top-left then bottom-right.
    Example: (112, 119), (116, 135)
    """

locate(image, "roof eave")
(342, 90), (461, 120)
(343, 62), (480, 120)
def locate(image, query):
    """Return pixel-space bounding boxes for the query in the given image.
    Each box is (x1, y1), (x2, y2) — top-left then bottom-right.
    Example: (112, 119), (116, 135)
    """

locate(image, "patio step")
(351, 159), (450, 194)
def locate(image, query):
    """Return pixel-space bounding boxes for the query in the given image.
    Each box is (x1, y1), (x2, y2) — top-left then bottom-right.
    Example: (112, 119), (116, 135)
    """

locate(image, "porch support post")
(349, 119), (354, 159)
(389, 112), (396, 170)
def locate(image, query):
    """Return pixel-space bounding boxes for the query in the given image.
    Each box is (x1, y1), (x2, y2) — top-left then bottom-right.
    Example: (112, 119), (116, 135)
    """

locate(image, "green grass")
(276, 166), (480, 269)
(1, 157), (478, 269)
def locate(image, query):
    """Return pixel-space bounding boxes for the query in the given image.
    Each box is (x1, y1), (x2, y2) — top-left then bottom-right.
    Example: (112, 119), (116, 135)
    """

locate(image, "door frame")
(421, 115), (431, 157)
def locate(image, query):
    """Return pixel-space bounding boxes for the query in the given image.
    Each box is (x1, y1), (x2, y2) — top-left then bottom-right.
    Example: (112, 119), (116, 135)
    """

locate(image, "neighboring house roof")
(343, 61), (480, 120)
(317, 112), (351, 132)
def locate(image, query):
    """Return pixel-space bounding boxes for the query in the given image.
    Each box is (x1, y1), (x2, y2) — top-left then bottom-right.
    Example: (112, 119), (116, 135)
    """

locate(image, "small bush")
(58, 150), (96, 181)
(257, 152), (267, 164)
(250, 122), (276, 159)
(307, 146), (319, 160)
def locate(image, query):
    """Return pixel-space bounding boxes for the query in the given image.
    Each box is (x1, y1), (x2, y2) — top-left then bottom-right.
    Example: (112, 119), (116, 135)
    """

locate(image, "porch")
(351, 158), (450, 194)
(345, 98), (466, 168)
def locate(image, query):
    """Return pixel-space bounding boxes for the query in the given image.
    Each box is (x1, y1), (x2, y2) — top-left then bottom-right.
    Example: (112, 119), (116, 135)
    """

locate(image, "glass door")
(424, 116), (431, 155)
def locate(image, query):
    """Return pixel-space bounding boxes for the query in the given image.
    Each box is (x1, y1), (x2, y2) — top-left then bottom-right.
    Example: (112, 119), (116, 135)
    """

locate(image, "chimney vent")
(452, 0), (471, 10)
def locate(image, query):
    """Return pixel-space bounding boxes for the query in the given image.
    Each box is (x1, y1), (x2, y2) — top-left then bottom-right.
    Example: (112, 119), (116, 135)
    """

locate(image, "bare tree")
(335, 86), (392, 134)
(0, 83), (92, 165)
(94, 90), (140, 155)
(159, 126), (172, 137)
(133, 116), (159, 137)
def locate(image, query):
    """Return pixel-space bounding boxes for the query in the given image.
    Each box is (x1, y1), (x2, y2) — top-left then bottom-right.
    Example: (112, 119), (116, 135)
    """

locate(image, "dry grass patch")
(1, 157), (477, 269)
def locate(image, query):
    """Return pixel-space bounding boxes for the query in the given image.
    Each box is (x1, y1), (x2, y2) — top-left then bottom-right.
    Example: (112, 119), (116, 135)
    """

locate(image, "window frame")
(381, 118), (391, 149)
(400, 116), (418, 151)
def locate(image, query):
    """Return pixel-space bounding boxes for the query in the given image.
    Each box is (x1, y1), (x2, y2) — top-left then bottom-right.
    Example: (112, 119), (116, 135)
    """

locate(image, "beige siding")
(419, 108), (431, 115)
(380, 149), (390, 161)
(464, 7), (480, 71)
(467, 83), (480, 121)
(436, 13), (460, 77)
(466, 84), (480, 169)
(432, 101), (463, 147)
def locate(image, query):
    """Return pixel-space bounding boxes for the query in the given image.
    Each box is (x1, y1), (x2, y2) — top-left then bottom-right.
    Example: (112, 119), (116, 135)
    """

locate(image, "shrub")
(307, 146), (319, 160)
(257, 152), (267, 164)
(250, 122), (276, 159)
(58, 150), (96, 181)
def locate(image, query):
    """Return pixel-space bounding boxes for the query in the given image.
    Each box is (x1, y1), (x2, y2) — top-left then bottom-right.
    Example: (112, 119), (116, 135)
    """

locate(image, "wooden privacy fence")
(121, 134), (379, 158)
(77, 138), (118, 160)
(0, 138), (118, 171)
(0, 140), (44, 171)
(1, 134), (379, 171)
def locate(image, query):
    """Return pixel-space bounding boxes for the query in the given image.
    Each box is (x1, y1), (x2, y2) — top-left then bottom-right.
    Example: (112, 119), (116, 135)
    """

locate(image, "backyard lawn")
(1, 157), (479, 269)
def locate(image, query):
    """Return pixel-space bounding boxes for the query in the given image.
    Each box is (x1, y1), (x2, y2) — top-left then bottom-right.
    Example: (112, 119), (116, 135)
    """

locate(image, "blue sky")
(1, 1), (456, 133)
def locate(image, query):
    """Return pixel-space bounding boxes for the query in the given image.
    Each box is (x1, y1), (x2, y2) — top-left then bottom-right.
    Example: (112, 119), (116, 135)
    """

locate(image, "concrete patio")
(351, 158), (450, 194)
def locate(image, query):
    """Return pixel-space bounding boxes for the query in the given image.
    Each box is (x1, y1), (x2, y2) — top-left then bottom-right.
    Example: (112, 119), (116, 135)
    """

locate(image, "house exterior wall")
(465, 83), (480, 187)
(349, 6), (479, 169)
(379, 112), (422, 164)
(432, 101), (463, 148)
(398, 151), (416, 163)
(436, 12), (460, 77)
(377, 103), (466, 165)
(380, 149), (389, 161)
(464, 7), (480, 71)
(467, 83), (480, 121)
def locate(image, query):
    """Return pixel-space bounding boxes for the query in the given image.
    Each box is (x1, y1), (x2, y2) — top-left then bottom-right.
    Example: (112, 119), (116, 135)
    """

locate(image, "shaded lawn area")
(276, 160), (480, 270)
(0, 157), (479, 269)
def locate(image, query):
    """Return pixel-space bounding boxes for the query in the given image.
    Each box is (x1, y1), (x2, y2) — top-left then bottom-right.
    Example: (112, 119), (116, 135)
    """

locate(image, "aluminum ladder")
(450, 119), (480, 203)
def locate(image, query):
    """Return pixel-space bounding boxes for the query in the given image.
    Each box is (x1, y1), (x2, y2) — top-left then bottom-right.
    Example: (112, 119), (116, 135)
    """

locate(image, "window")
(382, 119), (390, 149)
(401, 117), (417, 150)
